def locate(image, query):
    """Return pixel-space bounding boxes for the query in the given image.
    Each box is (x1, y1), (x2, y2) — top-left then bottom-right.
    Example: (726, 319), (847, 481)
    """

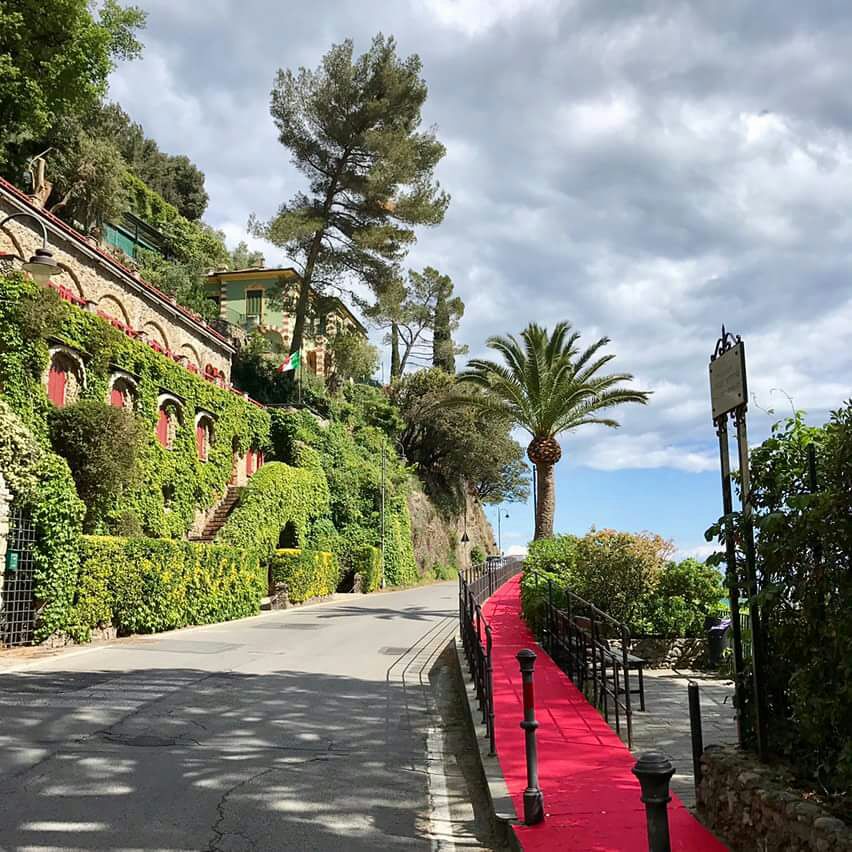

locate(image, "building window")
(46, 348), (84, 407)
(108, 375), (136, 411)
(245, 289), (263, 319)
(307, 350), (318, 374)
(195, 414), (214, 461)
(156, 397), (182, 449)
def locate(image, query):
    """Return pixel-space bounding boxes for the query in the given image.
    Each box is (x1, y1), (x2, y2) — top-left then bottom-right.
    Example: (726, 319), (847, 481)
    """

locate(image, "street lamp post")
(0, 212), (61, 284)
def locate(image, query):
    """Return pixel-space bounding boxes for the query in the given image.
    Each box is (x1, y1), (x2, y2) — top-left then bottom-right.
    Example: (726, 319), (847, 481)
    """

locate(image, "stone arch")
(56, 263), (84, 299)
(0, 224), (25, 262)
(97, 293), (130, 325)
(179, 342), (202, 370)
(155, 393), (183, 449)
(142, 321), (170, 351)
(194, 411), (215, 461)
(107, 371), (137, 410)
(45, 345), (86, 407)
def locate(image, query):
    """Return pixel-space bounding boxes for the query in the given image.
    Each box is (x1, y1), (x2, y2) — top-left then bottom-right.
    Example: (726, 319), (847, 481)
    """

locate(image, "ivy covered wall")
(0, 273), (269, 537)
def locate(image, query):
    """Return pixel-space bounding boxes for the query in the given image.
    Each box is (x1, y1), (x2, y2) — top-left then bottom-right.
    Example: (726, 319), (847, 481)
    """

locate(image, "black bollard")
(516, 649), (544, 825)
(688, 682), (703, 790)
(632, 753), (675, 852)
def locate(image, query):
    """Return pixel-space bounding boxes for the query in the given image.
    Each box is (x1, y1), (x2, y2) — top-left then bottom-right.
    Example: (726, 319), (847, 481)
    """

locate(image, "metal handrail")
(528, 569), (635, 747)
(458, 558), (516, 755)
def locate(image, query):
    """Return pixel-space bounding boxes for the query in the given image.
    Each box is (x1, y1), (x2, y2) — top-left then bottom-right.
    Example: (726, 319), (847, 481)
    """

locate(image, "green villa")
(204, 266), (368, 378)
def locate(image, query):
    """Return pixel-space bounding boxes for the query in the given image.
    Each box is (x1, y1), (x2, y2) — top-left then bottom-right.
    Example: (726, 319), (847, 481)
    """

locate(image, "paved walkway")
(0, 583), (497, 851)
(483, 575), (728, 851)
(631, 668), (738, 808)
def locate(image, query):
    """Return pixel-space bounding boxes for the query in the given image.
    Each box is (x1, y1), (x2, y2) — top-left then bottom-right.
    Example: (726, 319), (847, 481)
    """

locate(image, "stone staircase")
(189, 485), (241, 543)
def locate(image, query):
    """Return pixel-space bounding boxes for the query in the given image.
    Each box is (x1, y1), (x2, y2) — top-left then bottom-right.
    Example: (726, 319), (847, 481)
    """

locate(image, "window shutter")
(47, 363), (67, 407)
(156, 408), (170, 447)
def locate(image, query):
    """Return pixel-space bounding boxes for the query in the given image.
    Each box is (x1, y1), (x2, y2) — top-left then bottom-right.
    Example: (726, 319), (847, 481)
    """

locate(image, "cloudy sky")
(110, 0), (852, 557)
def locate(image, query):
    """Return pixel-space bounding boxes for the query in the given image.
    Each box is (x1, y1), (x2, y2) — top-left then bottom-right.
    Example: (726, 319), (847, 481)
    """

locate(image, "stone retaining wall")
(697, 744), (852, 851)
(631, 636), (708, 668)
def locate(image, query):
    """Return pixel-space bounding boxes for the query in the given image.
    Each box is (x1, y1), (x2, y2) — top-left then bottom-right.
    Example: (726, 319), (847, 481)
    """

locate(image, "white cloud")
(505, 544), (528, 557)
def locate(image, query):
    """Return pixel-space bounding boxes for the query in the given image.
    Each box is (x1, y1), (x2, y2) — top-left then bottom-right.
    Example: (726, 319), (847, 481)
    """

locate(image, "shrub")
(216, 462), (330, 558)
(432, 563), (458, 581)
(470, 545), (485, 566)
(0, 399), (85, 641)
(352, 545), (382, 592)
(49, 400), (145, 532)
(706, 407), (852, 793)
(72, 535), (264, 640)
(269, 548), (339, 603)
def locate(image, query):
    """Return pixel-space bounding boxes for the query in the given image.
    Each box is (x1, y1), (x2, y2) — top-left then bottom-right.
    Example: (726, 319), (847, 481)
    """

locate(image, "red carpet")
(482, 574), (728, 851)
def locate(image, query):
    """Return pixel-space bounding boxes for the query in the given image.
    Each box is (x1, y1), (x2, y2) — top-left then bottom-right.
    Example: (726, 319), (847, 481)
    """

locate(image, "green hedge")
(216, 461), (330, 558)
(269, 548), (339, 603)
(352, 545), (382, 592)
(0, 399), (85, 641)
(269, 408), (417, 586)
(72, 535), (265, 639)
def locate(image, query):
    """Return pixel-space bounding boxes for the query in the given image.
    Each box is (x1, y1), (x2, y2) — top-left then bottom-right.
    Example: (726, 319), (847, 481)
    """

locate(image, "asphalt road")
(0, 582), (501, 851)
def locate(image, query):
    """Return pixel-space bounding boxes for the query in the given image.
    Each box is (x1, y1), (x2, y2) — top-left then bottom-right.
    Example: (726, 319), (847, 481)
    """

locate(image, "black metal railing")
(458, 558), (518, 755)
(529, 571), (638, 747)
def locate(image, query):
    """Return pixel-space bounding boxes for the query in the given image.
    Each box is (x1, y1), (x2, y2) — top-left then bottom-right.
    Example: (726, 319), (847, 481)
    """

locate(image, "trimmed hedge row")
(72, 535), (265, 639)
(352, 545), (382, 592)
(269, 548), (339, 603)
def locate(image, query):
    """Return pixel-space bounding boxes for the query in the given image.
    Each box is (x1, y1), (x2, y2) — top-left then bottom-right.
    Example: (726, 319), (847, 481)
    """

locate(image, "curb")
(452, 635), (522, 852)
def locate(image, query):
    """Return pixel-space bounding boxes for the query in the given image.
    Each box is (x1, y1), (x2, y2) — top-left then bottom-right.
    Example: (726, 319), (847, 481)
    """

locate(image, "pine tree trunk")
(534, 462), (555, 540)
(390, 322), (401, 380)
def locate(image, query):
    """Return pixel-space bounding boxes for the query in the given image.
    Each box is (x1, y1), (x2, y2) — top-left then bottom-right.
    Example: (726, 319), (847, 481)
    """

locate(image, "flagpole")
(298, 348), (302, 406)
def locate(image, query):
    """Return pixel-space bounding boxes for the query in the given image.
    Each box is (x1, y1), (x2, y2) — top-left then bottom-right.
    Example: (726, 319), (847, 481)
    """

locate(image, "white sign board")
(709, 341), (747, 420)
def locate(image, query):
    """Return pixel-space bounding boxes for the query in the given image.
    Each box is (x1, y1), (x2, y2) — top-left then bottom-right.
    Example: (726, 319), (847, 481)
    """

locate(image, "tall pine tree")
(252, 35), (449, 355)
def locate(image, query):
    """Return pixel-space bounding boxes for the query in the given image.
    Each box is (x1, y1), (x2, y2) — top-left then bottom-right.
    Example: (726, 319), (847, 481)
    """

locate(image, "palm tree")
(458, 322), (650, 540)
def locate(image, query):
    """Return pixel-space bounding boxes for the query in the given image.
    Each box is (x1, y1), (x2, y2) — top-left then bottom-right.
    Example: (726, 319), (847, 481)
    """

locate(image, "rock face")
(697, 744), (852, 851)
(407, 488), (497, 576)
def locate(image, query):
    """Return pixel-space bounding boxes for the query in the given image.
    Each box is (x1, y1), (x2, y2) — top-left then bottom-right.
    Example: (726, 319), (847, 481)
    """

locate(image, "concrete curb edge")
(452, 635), (523, 852)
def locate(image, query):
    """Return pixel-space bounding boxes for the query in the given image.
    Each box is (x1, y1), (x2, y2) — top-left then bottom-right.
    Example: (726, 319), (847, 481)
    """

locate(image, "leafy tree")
(458, 323), (649, 539)
(391, 368), (529, 510)
(363, 266), (465, 379)
(48, 400), (144, 532)
(431, 270), (465, 373)
(47, 132), (127, 233)
(251, 34), (449, 357)
(228, 240), (265, 270)
(0, 1), (145, 171)
(327, 330), (379, 389)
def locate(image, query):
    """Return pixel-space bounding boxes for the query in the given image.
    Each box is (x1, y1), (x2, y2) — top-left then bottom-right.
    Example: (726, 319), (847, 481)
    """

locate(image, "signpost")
(709, 326), (767, 759)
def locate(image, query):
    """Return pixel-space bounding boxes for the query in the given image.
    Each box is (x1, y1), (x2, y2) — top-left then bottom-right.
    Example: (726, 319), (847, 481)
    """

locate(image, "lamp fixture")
(0, 212), (62, 285)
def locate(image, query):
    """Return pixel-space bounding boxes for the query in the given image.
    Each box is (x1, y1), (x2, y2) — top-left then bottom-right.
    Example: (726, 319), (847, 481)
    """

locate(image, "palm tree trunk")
(534, 462), (555, 539)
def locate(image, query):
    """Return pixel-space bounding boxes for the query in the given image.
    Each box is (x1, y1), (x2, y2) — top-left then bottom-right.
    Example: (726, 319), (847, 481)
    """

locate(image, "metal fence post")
(486, 624), (496, 756)
(632, 753), (675, 852)
(688, 682), (703, 790)
(516, 649), (545, 825)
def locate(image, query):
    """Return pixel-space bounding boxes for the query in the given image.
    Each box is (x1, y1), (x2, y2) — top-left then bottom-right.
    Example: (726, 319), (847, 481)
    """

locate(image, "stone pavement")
(630, 668), (739, 808)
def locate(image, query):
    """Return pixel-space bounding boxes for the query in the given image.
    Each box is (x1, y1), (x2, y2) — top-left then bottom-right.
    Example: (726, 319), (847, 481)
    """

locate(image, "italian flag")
(277, 351), (301, 373)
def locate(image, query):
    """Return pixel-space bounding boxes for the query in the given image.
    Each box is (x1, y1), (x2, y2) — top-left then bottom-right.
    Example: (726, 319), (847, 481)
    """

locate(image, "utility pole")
(497, 503), (503, 556)
(381, 439), (386, 589)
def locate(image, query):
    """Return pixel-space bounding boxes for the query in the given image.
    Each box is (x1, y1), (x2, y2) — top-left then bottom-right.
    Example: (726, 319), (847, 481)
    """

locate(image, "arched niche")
(277, 521), (298, 550)
(107, 372), (137, 410)
(142, 321), (170, 351)
(179, 342), (202, 371)
(97, 294), (130, 325)
(155, 393), (183, 449)
(45, 345), (85, 407)
(194, 411), (215, 461)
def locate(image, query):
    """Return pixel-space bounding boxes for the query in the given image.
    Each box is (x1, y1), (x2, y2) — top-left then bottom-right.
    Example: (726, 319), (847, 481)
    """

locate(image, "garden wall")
(697, 745), (852, 851)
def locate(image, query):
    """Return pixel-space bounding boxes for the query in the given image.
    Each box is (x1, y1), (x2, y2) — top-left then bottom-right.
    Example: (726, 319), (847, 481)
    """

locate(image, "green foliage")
(706, 408), (852, 793)
(432, 563), (458, 581)
(216, 462), (330, 560)
(327, 330), (379, 388)
(0, 0), (145, 169)
(269, 548), (339, 603)
(251, 34), (449, 354)
(391, 368), (529, 510)
(522, 531), (720, 639)
(429, 268), (466, 373)
(49, 400), (145, 532)
(72, 535), (264, 640)
(352, 545), (382, 592)
(470, 545), (485, 566)
(268, 405), (418, 586)
(0, 399), (86, 641)
(0, 273), (269, 540)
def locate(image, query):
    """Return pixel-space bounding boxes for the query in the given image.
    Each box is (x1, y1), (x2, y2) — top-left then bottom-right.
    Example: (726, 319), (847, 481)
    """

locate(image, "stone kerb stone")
(697, 744), (852, 851)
